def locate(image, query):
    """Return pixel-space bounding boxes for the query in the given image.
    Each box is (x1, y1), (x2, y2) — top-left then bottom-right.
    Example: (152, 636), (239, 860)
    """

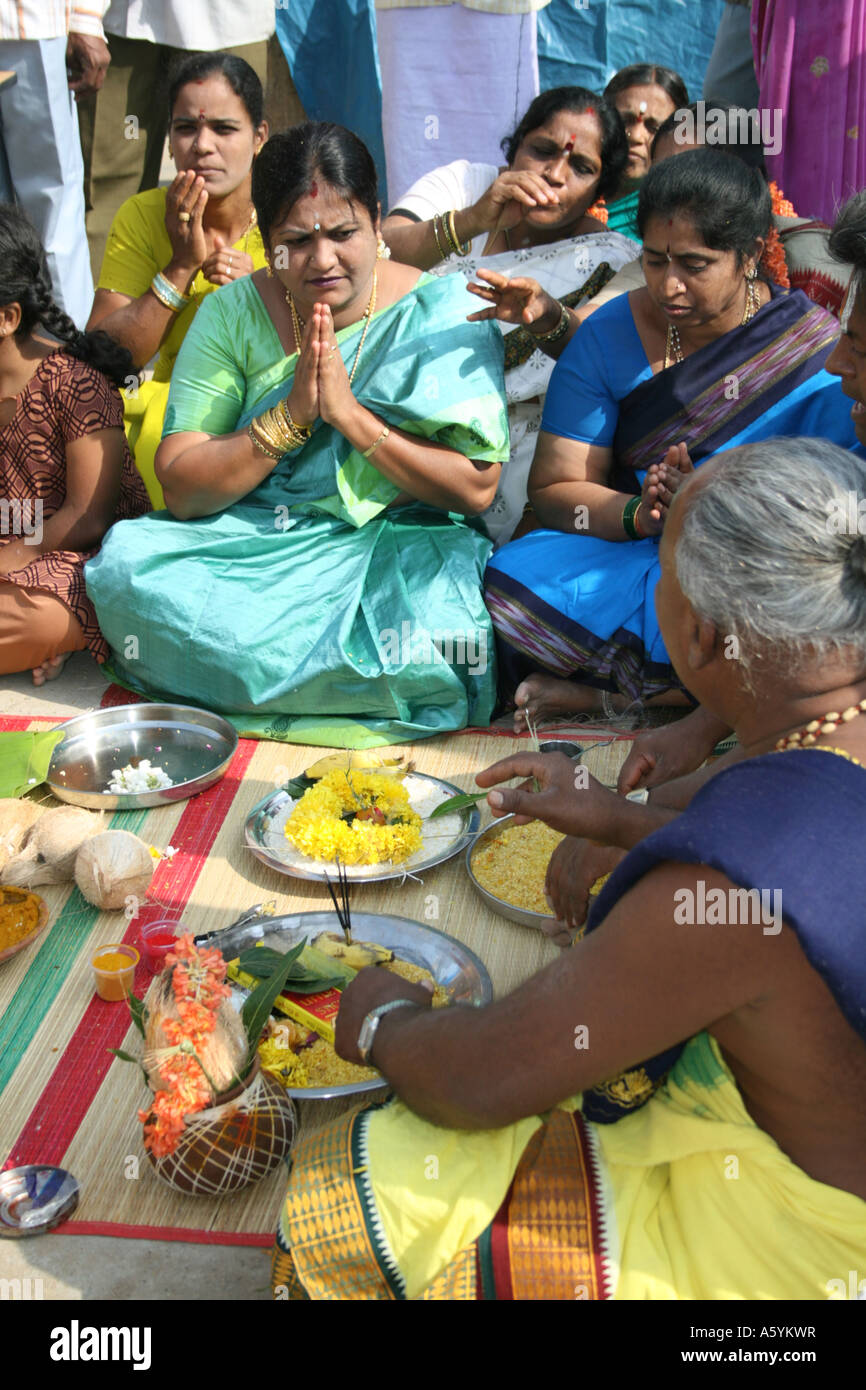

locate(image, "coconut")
(144, 969), (248, 1099)
(74, 829), (154, 910)
(0, 798), (46, 875)
(1, 804), (102, 886)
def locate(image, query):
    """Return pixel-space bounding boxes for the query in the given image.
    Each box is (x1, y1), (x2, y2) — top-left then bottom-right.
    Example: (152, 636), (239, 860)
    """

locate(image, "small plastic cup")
(92, 943), (139, 1001)
(139, 920), (182, 973)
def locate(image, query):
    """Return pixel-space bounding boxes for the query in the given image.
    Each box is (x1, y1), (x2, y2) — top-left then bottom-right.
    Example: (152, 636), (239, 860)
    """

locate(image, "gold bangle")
(432, 213), (449, 263)
(445, 209), (470, 257)
(248, 421), (284, 459)
(280, 399), (312, 444)
(254, 412), (288, 453)
(263, 404), (303, 451)
(363, 424), (390, 458)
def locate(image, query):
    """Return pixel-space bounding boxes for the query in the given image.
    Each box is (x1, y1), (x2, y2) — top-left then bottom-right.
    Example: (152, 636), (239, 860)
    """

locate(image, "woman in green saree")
(602, 64), (689, 241)
(85, 125), (510, 746)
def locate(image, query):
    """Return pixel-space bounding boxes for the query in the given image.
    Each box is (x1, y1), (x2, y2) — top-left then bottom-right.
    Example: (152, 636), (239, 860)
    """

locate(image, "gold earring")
(376, 236), (391, 261)
(266, 264), (274, 278)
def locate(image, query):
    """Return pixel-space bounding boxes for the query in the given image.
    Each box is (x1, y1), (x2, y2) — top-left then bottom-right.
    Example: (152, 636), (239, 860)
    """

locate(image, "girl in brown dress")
(0, 207), (149, 684)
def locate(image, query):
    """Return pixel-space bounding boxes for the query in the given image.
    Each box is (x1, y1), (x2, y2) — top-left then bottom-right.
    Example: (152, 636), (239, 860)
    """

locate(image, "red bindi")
(310, 180), (318, 197)
(585, 106), (594, 115)
(564, 134), (576, 154)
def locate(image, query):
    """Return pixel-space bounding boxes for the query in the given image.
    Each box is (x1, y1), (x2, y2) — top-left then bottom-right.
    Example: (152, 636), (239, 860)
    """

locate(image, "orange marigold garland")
(759, 182), (795, 289)
(587, 198), (609, 225)
(138, 934), (232, 1158)
(769, 181), (795, 218)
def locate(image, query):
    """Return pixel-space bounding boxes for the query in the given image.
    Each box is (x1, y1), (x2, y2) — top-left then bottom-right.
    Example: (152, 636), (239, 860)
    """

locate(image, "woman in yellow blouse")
(87, 53), (268, 505)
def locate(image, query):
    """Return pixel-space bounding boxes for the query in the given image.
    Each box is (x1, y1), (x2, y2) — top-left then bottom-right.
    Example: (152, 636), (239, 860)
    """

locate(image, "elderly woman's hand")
(544, 836), (626, 943)
(466, 268), (561, 331)
(470, 170), (559, 238)
(475, 751), (624, 839)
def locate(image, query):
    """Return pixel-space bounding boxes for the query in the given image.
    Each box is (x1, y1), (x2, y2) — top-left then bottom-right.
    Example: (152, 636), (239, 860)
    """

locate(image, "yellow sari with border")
(97, 186), (267, 506)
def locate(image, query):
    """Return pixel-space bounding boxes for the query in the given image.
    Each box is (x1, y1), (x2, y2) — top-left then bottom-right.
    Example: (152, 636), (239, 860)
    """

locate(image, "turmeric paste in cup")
(91, 943), (139, 1001)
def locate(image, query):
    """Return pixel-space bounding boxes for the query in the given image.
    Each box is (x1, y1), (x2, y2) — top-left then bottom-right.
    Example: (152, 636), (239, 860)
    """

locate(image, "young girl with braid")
(0, 207), (149, 685)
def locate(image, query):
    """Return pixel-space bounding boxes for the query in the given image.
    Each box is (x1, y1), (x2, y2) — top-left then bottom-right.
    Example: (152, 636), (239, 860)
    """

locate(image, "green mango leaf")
(236, 946), (345, 995)
(241, 939), (307, 1067)
(428, 790), (489, 819)
(277, 972), (346, 995)
(109, 1047), (141, 1066)
(127, 992), (149, 1038)
(283, 775), (315, 800)
(236, 947), (294, 978)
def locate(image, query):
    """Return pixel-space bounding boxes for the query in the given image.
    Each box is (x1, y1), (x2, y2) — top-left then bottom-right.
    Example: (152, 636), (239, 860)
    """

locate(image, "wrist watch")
(357, 998), (418, 1065)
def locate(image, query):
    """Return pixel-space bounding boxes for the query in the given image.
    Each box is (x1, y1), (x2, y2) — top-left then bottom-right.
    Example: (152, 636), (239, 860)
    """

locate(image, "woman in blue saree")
(85, 125), (509, 746)
(484, 150), (857, 728)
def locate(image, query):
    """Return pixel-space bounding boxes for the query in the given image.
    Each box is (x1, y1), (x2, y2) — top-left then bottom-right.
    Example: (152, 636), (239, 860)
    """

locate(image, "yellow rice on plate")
(259, 956), (447, 1089)
(471, 820), (565, 914)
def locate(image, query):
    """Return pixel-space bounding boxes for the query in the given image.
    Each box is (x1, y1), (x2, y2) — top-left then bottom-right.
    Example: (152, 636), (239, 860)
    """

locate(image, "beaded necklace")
(774, 697), (866, 750)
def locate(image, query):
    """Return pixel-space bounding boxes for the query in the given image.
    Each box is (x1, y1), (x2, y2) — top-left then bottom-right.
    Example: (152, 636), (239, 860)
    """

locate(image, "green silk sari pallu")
(86, 274), (510, 747)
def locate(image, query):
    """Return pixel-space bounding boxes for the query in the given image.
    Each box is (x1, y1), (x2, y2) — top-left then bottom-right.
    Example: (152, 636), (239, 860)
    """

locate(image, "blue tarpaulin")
(537, 0), (726, 102)
(275, 0), (728, 206)
(275, 0), (389, 205)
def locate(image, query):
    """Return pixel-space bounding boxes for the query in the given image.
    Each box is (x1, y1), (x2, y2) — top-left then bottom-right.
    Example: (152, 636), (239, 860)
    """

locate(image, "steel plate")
(244, 772), (480, 883)
(195, 909), (492, 1100)
(46, 703), (238, 809)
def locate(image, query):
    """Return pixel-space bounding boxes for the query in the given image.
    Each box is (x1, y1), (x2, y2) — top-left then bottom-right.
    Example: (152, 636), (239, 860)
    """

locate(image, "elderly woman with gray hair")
(272, 436), (866, 1301)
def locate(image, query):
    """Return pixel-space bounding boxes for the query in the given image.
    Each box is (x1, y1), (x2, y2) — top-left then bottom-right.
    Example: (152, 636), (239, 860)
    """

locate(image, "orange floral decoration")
(588, 198), (609, 225)
(760, 182), (794, 289)
(139, 934), (232, 1158)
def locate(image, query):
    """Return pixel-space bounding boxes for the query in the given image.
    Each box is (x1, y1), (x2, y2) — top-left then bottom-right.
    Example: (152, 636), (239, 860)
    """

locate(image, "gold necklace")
(285, 269), (378, 384)
(664, 273), (761, 370)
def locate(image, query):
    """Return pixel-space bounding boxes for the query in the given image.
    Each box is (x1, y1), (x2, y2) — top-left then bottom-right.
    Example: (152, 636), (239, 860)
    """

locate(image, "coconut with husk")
(0, 799), (46, 876)
(74, 829), (154, 910)
(1, 804), (103, 887)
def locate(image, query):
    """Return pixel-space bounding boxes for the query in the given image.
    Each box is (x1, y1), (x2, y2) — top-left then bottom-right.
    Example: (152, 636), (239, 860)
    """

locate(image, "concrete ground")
(0, 658), (273, 1301)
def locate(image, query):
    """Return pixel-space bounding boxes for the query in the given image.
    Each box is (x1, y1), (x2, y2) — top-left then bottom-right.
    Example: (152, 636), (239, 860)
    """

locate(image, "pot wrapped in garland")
(114, 935), (297, 1196)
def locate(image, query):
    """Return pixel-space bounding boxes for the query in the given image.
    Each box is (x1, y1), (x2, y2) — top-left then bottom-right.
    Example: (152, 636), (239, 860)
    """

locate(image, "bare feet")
(512, 672), (627, 732)
(31, 652), (72, 687)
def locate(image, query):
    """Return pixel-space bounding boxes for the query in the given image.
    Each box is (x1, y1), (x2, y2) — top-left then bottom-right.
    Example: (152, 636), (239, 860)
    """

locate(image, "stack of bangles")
(527, 302), (571, 345)
(150, 271), (191, 313)
(432, 209), (470, 260)
(248, 401), (312, 460)
(622, 496), (648, 539)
